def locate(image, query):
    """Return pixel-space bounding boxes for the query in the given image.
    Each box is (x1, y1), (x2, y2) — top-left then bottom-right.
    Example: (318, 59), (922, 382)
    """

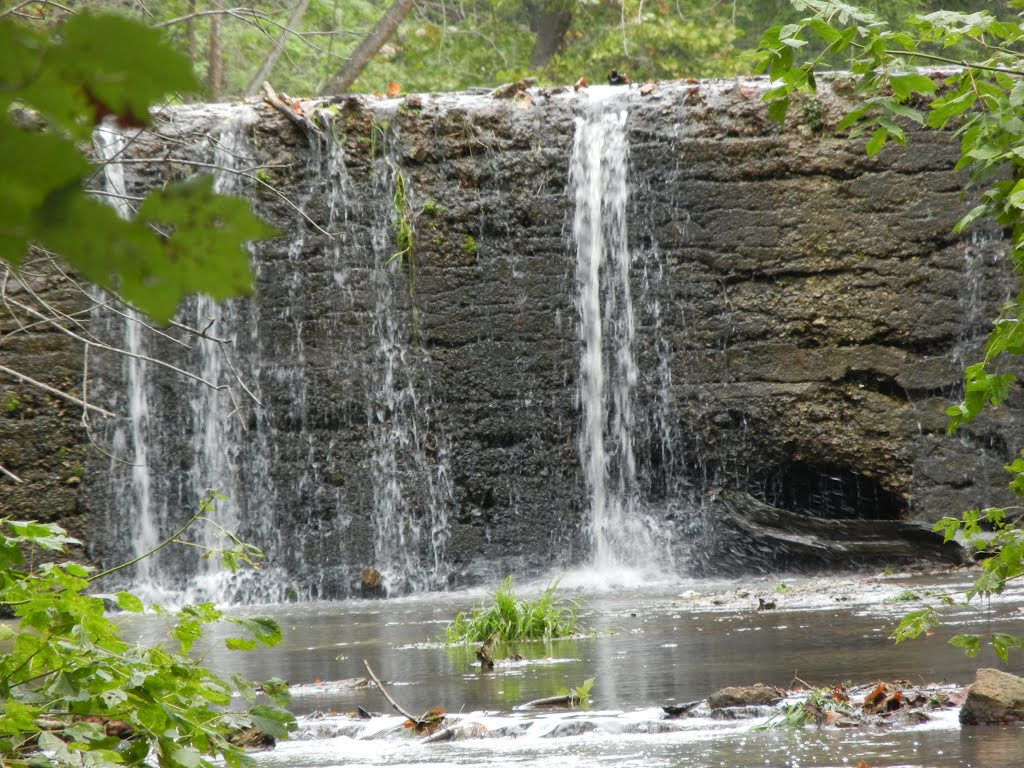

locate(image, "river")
(117, 568), (1024, 767)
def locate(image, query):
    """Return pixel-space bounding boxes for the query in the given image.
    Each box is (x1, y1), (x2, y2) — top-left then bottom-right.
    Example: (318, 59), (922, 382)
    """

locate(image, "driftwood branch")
(362, 659), (420, 724)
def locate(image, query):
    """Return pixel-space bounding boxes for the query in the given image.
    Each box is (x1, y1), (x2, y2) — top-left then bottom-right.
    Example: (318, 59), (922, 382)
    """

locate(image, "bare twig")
(362, 660), (420, 724)
(3, 294), (224, 391)
(108, 156), (333, 238)
(221, 346), (262, 407)
(0, 365), (116, 419)
(245, 0), (313, 97)
(154, 6), (344, 64)
(0, 464), (23, 483)
(0, 0), (73, 19)
(260, 81), (316, 134)
(85, 189), (147, 203)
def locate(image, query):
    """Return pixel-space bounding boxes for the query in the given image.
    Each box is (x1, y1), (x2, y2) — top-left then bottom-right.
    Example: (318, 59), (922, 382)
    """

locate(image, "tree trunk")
(244, 0), (313, 97)
(322, 0), (416, 95)
(185, 0), (196, 61)
(528, 0), (573, 69)
(208, 12), (223, 99)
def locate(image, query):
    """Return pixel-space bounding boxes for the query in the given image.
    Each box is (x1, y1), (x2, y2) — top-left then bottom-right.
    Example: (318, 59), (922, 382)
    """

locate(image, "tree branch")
(0, 464), (23, 483)
(362, 659), (421, 723)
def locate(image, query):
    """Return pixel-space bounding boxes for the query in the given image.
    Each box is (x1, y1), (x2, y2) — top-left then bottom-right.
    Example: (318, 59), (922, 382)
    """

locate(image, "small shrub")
(444, 577), (580, 644)
(568, 677), (595, 708)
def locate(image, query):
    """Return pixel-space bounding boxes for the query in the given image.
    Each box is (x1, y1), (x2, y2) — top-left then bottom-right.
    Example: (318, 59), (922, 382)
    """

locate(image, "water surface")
(121, 571), (1024, 767)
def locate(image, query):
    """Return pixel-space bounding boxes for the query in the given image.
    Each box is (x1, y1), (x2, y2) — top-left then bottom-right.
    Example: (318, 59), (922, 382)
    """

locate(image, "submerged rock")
(707, 683), (784, 709)
(960, 668), (1024, 725)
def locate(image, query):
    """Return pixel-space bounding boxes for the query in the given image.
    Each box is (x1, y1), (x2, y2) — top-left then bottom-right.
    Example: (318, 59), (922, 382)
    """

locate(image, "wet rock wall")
(34, 76), (1024, 595)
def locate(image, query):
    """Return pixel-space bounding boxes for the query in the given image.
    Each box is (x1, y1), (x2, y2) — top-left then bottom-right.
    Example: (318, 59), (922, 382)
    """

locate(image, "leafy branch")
(756, 0), (1024, 662)
(0, 494), (295, 768)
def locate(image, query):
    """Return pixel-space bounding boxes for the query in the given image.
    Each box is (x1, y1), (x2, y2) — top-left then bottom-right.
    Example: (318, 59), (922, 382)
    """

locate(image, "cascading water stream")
(188, 119), (251, 599)
(366, 152), (452, 594)
(94, 125), (161, 588)
(570, 103), (662, 573)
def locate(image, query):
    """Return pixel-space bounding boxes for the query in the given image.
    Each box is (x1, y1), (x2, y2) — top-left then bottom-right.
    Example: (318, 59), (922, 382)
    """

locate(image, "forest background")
(25, 0), (1008, 99)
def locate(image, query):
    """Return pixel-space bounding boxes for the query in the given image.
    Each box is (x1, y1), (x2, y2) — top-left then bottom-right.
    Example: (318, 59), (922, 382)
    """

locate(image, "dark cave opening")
(761, 460), (906, 521)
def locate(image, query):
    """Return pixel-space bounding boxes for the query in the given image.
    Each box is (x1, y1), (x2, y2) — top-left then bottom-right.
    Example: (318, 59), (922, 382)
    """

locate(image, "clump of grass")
(444, 577), (580, 644)
(889, 590), (922, 603)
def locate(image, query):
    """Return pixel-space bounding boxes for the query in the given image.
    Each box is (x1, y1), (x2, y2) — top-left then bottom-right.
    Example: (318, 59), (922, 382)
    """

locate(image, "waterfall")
(188, 119), (251, 599)
(365, 151), (453, 595)
(93, 126), (161, 588)
(570, 105), (662, 572)
(92, 112), (273, 603)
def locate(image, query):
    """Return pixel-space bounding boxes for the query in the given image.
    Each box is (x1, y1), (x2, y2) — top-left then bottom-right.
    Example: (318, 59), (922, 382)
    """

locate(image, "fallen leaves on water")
(404, 705), (446, 736)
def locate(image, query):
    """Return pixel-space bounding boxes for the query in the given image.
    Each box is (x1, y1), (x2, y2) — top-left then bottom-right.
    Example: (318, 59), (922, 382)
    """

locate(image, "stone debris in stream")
(707, 684), (785, 709)
(663, 680), (962, 728)
(959, 668), (1024, 725)
(227, 726), (276, 751)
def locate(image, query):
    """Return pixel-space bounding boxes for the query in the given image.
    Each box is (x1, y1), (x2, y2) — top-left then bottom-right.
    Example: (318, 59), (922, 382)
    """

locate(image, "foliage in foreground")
(443, 577), (580, 644)
(0, 494), (296, 768)
(755, 0), (1024, 660)
(1, 10), (275, 323)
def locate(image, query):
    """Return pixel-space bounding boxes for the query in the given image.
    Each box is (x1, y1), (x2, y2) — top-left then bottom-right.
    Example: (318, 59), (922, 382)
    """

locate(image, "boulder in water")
(360, 567), (385, 598)
(959, 668), (1024, 725)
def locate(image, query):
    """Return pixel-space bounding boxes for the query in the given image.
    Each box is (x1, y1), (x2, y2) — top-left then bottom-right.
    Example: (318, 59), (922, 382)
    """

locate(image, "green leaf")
(892, 606), (938, 643)
(865, 127), (887, 157)
(932, 516), (962, 542)
(991, 633), (1024, 663)
(171, 746), (203, 768)
(225, 637), (258, 651)
(229, 615), (283, 648)
(806, 18), (841, 44)
(115, 591), (144, 613)
(7, 520), (81, 551)
(766, 97), (790, 124)
(949, 634), (981, 657)
(246, 704), (297, 740)
(954, 204), (989, 234)
(34, 13), (198, 137)
(134, 175), (277, 322)
(889, 73), (937, 101)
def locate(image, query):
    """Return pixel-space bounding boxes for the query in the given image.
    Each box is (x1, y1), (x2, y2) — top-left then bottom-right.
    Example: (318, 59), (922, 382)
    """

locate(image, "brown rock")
(707, 684), (783, 710)
(959, 668), (1024, 725)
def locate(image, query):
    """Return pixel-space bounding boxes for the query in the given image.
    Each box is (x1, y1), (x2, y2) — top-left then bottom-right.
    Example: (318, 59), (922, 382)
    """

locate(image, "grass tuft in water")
(444, 576), (580, 644)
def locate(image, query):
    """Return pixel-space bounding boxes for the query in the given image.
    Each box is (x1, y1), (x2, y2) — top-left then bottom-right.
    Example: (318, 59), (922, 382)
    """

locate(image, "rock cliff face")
(5, 76), (1020, 599)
